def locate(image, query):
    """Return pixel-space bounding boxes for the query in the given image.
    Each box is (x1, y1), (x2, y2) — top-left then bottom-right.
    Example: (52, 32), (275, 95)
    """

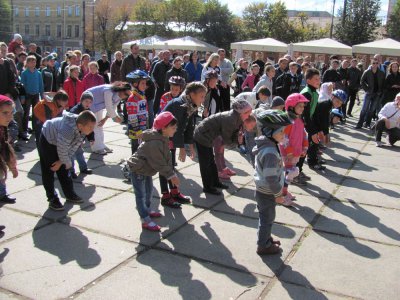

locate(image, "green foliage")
(242, 2), (269, 39)
(334, 0), (381, 45)
(386, 0), (400, 41)
(0, 0), (12, 42)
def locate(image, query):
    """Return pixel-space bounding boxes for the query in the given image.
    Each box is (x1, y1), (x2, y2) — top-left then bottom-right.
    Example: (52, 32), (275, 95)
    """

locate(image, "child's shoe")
(66, 194), (84, 204)
(218, 171), (230, 180)
(309, 163), (326, 171)
(292, 176), (307, 186)
(48, 197), (64, 211)
(257, 243), (281, 255)
(276, 196), (294, 207)
(170, 188), (191, 204)
(284, 191), (296, 200)
(149, 211), (163, 218)
(161, 193), (182, 208)
(142, 221), (161, 232)
(223, 167), (237, 176)
(298, 171), (311, 181)
(80, 168), (93, 175)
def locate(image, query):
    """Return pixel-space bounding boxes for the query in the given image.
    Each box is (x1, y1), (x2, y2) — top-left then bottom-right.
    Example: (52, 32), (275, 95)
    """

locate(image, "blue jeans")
(256, 191), (276, 247)
(131, 172), (153, 222)
(357, 92), (382, 127)
(245, 130), (256, 167)
(71, 146), (87, 172)
(147, 98), (155, 129)
(0, 180), (7, 197)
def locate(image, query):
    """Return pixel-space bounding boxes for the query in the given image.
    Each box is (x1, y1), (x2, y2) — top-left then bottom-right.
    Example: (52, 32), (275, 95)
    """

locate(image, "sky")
(220, 0), (389, 20)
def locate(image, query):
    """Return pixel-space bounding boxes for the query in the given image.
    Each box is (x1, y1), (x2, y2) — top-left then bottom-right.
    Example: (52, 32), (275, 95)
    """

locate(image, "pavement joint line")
(0, 286), (32, 300)
(329, 196), (400, 212)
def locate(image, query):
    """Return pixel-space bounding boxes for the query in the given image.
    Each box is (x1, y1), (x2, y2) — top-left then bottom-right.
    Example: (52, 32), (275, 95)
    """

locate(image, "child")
(63, 65), (84, 109)
(127, 112), (180, 232)
(159, 76), (186, 114)
(69, 91), (95, 178)
(125, 70), (150, 154)
(279, 94), (309, 206)
(242, 64), (260, 91)
(38, 110), (96, 211)
(20, 55), (44, 136)
(270, 96), (285, 110)
(82, 61), (104, 90)
(318, 82), (333, 102)
(253, 109), (292, 255)
(235, 85), (272, 110)
(253, 65), (275, 101)
(0, 96), (18, 204)
(33, 90), (69, 145)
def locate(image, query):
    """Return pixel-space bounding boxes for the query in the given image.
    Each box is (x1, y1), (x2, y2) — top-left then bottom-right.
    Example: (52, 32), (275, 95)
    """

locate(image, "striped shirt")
(42, 111), (86, 166)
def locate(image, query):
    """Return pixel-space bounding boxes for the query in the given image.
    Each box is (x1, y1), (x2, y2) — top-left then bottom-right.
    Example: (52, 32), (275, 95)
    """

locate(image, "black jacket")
(312, 100), (333, 135)
(0, 59), (16, 96)
(384, 72), (400, 104)
(347, 67), (362, 90)
(322, 68), (342, 84)
(275, 72), (301, 100)
(42, 67), (59, 92)
(152, 61), (172, 89)
(361, 68), (385, 94)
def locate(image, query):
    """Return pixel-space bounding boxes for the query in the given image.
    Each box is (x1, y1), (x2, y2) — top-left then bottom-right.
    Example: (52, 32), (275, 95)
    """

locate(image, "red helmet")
(285, 93), (309, 111)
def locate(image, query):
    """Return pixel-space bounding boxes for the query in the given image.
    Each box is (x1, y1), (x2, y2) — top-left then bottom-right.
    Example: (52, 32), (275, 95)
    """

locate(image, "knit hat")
(0, 95), (13, 105)
(153, 112), (176, 130)
(231, 98), (252, 114)
(80, 91), (94, 102)
(271, 96), (285, 108)
(13, 33), (22, 41)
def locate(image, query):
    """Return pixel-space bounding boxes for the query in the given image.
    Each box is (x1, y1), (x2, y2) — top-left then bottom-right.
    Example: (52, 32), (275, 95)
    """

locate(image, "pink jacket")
(82, 73), (104, 90)
(279, 117), (308, 158)
(241, 74), (259, 90)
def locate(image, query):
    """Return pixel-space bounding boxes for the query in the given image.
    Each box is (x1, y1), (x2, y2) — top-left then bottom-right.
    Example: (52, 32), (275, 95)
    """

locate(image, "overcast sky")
(221, 0), (389, 19)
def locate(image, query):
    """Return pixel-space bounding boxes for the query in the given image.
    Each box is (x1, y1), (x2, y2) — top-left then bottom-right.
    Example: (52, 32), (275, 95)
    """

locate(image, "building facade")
(288, 10), (336, 29)
(11, 0), (94, 57)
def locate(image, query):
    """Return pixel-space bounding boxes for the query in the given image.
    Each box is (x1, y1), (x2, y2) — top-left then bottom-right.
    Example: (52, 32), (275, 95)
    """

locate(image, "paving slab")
(0, 223), (139, 300)
(75, 249), (266, 300)
(70, 192), (204, 246)
(280, 231), (400, 300)
(0, 290), (26, 300)
(336, 178), (400, 209)
(361, 143), (400, 157)
(6, 173), (42, 195)
(79, 165), (132, 191)
(356, 152), (399, 168)
(347, 165), (399, 185)
(314, 200), (400, 245)
(16, 160), (42, 175)
(213, 188), (326, 228)
(158, 211), (304, 277)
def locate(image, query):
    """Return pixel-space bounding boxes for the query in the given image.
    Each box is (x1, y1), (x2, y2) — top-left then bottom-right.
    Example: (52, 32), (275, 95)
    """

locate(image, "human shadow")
(339, 177), (400, 198)
(32, 213), (101, 268)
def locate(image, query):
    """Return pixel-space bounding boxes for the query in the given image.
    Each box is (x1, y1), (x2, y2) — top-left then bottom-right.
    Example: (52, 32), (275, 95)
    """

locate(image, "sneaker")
(142, 221), (161, 232)
(218, 171), (231, 180)
(80, 168), (93, 175)
(298, 172), (311, 181)
(149, 211), (163, 218)
(292, 176), (307, 186)
(276, 196), (294, 207)
(202, 187), (222, 195)
(104, 147), (113, 153)
(171, 191), (191, 204)
(93, 149), (108, 155)
(284, 191), (296, 200)
(49, 198), (64, 211)
(215, 182), (229, 189)
(256, 243), (281, 255)
(375, 141), (383, 147)
(309, 163), (326, 171)
(70, 171), (78, 179)
(161, 194), (182, 208)
(0, 194), (16, 204)
(66, 194), (84, 204)
(355, 125), (362, 129)
(223, 167), (237, 176)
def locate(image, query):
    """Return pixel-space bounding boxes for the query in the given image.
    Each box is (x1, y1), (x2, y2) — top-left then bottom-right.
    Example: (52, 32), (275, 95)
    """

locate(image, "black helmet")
(256, 109), (292, 137)
(168, 76), (186, 87)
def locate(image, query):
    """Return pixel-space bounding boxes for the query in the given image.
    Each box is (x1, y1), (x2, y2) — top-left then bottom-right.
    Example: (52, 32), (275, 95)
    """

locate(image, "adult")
(79, 53), (90, 80)
(200, 52), (211, 65)
(27, 43), (42, 69)
(8, 33), (24, 55)
(375, 93), (400, 147)
(217, 49), (234, 111)
(373, 54), (387, 73)
(0, 49), (16, 99)
(41, 55), (59, 92)
(338, 60), (350, 118)
(356, 59), (385, 129)
(184, 51), (202, 82)
(110, 51), (123, 83)
(86, 83), (130, 154)
(347, 58), (362, 117)
(164, 56), (188, 91)
(232, 59), (249, 96)
(201, 53), (220, 81)
(252, 52), (265, 74)
(120, 43), (146, 81)
(97, 53), (110, 84)
(322, 59), (342, 87)
(151, 50), (172, 115)
(384, 62), (400, 106)
(275, 62), (301, 100)
(273, 58), (288, 94)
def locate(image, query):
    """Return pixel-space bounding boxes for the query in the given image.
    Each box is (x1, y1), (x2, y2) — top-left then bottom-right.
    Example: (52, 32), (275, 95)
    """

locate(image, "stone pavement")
(0, 110), (399, 300)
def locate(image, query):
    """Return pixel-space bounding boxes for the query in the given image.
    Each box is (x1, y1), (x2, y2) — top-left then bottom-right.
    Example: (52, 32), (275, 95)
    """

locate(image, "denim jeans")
(357, 92), (382, 127)
(72, 146), (87, 172)
(244, 130), (256, 167)
(256, 191), (276, 247)
(131, 172), (153, 222)
(0, 180), (7, 197)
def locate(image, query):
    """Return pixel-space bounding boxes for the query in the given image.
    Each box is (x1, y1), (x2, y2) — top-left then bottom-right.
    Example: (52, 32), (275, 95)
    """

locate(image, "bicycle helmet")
(111, 82), (132, 92)
(168, 76), (186, 87)
(331, 108), (344, 118)
(126, 70), (150, 82)
(256, 109), (293, 137)
(285, 93), (309, 111)
(332, 89), (347, 103)
(204, 70), (219, 80)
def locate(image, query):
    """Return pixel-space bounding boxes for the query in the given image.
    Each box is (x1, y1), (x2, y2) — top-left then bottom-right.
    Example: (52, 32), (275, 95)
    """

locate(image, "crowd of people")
(0, 33), (399, 255)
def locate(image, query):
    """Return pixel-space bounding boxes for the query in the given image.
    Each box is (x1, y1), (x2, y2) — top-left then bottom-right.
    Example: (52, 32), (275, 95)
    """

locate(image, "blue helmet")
(331, 108), (344, 118)
(126, 70), (150, 82)
(332, 89), (347, 103)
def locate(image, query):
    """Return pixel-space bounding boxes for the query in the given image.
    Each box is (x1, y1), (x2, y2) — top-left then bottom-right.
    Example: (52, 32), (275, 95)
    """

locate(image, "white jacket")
(378, 102), (400, 129)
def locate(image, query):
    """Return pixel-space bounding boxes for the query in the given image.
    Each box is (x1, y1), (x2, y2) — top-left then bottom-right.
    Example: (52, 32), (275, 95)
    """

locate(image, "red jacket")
(63, 77), (84, 108)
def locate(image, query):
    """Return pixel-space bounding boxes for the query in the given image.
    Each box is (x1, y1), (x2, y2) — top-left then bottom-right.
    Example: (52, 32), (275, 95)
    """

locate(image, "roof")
(292, 38), (352, 55)
(231, 38), (287, 53)
(352, 38), (400, 56)
(152, 36), (218, 52)
(122, 36), (166, 50)
(287, 10), (333, 18)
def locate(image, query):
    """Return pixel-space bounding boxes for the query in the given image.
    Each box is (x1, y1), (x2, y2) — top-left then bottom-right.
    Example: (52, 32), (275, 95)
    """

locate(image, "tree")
(0, 0), (11, 42)
(242, 2), (269, 39)
(265, 1), (294, 42)
(386, 0), (400, 41)
(132, 0), (169, 38)
(334, 0), (381, 45)
(290, 13), (330, 42)
(167, 0), (203, 33)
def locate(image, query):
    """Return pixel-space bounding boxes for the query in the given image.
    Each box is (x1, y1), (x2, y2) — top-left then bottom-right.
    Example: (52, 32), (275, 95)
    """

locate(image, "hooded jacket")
(127, 130), (175, 179)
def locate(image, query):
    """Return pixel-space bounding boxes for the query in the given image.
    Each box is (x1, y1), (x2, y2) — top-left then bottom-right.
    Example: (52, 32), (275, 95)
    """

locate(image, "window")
(57, 25), (62, 38)
(75, 5), (80, 16)
(15, 7), (19, 17)
(68, 6), (72, 16)
(74, 25), (80, 38)
(24, 24), (29, 35)
(57, 6), (61, 16)
(15, 24), (20, 33)
(67, 25), (72, 38)
(25, 7), (29, 17)
(35, 25), (40, 36)
(45, 25), (51, 36)
(46, 6), (51, 17)
(35, 7), (39, 17)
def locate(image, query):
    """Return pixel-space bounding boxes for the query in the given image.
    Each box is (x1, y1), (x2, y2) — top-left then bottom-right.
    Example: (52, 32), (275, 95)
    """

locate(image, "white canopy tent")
(352, 38), (400, 56)
(122, 35), (166, 51)
(231, 38), (288, 53)
(152, 36), (219, 52)
(292, 38), (352, 56)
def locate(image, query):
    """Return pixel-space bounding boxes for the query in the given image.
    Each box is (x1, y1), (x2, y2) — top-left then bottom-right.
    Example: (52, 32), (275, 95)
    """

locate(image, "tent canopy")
(231, 38), (288, 53)
(152, 36), (218, 52)
(122, 35), (166, 50)
(352, 38), (400, 56)
(292, 38), (352, 55)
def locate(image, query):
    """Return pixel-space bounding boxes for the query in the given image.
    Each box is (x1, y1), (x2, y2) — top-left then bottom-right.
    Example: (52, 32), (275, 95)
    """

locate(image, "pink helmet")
(285, 93), (309, 111)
